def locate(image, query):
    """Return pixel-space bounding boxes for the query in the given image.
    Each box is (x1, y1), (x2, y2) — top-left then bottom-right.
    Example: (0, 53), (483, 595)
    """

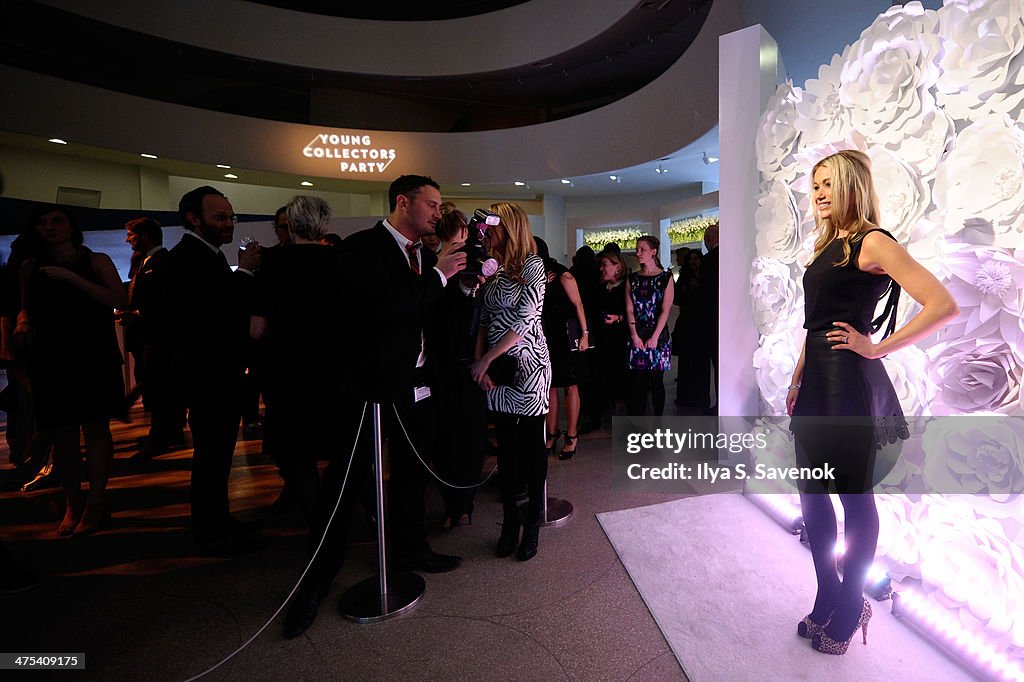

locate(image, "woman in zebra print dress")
(469, 201), (551, 561)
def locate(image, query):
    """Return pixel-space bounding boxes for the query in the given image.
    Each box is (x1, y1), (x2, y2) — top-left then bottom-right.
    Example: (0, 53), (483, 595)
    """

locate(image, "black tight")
(625, 370), (665, 416)
(798, 492), (879, 639)
(493, 413), (548, 528)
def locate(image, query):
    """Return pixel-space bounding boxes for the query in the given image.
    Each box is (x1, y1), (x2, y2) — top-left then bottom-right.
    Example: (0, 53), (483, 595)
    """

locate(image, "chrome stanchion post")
(338, 402), (424, 623)
(541, 478), (573, 527)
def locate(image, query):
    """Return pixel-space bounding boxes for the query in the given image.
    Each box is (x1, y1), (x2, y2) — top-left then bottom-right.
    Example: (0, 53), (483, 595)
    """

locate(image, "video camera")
(460, 208), (500, 278)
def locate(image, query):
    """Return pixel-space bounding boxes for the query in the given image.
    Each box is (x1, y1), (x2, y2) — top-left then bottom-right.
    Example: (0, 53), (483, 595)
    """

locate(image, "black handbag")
(567, 318), (583, 352)
(488, 353), (517, 386)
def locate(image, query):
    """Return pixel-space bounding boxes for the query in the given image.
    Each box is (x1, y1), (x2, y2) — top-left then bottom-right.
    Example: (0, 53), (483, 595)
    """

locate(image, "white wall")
(718, 25), (779, 418)
(0, 144), (145, 208)
(167, 175), (374, 216)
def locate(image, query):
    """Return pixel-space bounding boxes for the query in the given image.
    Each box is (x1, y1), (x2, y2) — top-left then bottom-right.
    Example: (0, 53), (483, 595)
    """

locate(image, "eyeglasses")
(208, 213), (238, 224)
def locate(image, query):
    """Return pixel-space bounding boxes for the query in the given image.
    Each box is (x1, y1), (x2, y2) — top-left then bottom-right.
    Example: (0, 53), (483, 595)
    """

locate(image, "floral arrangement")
(583, 215), (718, 252)
(750, 0), (1024, 653)
(668, 215), (718, 245)
(582, 226), (646, 252)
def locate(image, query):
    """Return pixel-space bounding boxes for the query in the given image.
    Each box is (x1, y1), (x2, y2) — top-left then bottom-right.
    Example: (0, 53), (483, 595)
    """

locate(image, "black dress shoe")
(394, 547), (461, 573)
(284, 589), (322, 639)
(495, 518), (520, 558)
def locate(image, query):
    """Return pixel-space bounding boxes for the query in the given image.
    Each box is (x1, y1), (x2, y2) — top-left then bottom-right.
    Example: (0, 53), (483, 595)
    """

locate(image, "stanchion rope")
(390, 403), (498, 490)
(182, 401), (369, 682)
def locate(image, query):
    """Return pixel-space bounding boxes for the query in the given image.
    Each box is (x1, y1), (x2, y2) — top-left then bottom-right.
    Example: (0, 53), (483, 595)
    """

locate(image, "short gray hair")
(286, 195), (332, 241)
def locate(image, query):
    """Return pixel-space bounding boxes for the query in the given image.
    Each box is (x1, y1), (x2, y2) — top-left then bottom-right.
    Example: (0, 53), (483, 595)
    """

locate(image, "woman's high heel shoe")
(812, 598), (872, 655)
(558, 434), (578, 460)
(545, 429), (561, 454)
(797, 614), (829, 639)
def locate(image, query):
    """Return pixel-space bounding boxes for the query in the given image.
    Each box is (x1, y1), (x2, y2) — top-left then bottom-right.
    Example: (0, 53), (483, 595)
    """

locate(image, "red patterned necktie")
(405, 241), (421, 275)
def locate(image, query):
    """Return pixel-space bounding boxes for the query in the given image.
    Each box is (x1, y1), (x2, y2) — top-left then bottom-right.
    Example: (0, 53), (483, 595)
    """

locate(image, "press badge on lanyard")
(414, 386), (431, 403)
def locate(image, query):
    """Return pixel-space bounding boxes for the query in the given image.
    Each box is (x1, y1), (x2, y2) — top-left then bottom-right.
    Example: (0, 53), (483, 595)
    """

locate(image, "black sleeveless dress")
(790, 229), (908, 494)
(27, 248), (125, 430)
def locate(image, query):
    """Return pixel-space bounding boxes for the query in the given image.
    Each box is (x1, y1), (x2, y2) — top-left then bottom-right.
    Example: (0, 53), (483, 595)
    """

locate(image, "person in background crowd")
(570, 245), (602, 434)
(13, 204), (127, 535)
(672, 248), (709, 410)
(535, 237), (589, 460)
(697, 224), (719, 415)
(624, 235), (673, 416)
(148, 186), (264, 555)
(430, 203), (488, 528)
(250, 195), (344, 532)
(592, 248), (628, 422)
(121, 217), (185, 460)
(284, 174), (467, 639)
(470, 201), (550, 561)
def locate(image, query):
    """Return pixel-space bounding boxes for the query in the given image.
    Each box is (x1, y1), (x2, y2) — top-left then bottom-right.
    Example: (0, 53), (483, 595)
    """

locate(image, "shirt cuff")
(236, 268), (255, 277)
(433, 266), (447, 288)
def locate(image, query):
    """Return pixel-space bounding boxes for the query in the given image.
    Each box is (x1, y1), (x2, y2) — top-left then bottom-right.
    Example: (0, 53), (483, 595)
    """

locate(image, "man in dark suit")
(121, 218), (185, 460)
(698, 224), (719, 415)
(148, 186), (263, 554)
(284, 174), (467, 638)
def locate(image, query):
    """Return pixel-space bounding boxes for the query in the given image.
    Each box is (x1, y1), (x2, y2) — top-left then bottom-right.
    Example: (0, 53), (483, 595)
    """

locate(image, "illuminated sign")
(303, 133), (397, 175)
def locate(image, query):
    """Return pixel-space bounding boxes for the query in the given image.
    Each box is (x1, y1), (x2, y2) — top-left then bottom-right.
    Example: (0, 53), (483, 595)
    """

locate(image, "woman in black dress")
(593, 249), (628, 421)
(250, 195), (344, 532)
(534, 237), (589, 459)
(787, 150), (958, 655)
(14, 204), (127, 535)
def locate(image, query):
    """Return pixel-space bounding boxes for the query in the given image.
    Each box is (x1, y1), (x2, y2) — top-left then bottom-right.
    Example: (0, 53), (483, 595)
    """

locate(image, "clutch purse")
(488, 353), (517, 386)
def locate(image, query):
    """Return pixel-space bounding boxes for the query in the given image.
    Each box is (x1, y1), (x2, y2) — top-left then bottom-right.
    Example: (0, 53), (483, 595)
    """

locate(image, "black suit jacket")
(126, 247), (168, 347)
(148, 233), (254, 402)
(342, 222), (443, 403)
(698, 245), (719, 344)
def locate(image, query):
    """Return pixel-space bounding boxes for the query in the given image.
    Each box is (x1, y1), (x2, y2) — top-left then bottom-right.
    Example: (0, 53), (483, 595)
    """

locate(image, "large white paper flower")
(867, 145), (930, 243)
(886, 107), (955, 179)
(938, 242), (1024, 358)
(883, 345), (937, 418)
(756, 81), (804, 185)
(753, 330), (800, 416)
(919, 417), (1024, 500)
(749, 257), (801, 336)
(927, 337), (1024, 414)
(795, 48), (855, 148)
(754, 180), (805, 263)
(876, 494), (922, 578)
(932, 114), (1024, 241)
(936, 0), (1024, 123)
(912, 495), (1024, 646)
(840, 2), (942, 147)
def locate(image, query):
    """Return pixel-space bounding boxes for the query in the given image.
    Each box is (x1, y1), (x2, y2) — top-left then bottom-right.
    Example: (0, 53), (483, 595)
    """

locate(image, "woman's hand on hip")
(829, 322), (878, 358)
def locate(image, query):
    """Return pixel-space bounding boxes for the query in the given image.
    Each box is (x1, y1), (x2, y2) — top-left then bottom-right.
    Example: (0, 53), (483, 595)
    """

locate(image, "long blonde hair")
(809, 150), (880, 267)
(489, 201), (536, 282)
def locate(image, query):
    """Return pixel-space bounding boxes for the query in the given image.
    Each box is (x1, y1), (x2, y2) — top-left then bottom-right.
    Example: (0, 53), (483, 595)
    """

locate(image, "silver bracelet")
(787, 384), (801, 390)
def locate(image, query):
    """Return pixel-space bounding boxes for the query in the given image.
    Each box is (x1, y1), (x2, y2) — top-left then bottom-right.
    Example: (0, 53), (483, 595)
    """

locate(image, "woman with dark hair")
(13, 204), (127, 535)
(534, 237), (589, 459)
(624, 235), (673, 415)
(430, 203), (488, 528)
(593, 248), (628, 421)
(788, 150), (957, 655)
(469, 201), (550, 561)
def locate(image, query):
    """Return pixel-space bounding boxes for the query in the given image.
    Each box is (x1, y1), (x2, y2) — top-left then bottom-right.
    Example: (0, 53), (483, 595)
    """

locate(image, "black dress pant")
(304, 389), (435, 595)
(186, 377), (241, 542)
(493, 412), (547, 527)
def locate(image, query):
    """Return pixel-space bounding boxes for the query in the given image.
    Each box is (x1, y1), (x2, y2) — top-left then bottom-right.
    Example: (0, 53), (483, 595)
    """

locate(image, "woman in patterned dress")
(624, 235), (674, 415)
(469, 201), (551, 561)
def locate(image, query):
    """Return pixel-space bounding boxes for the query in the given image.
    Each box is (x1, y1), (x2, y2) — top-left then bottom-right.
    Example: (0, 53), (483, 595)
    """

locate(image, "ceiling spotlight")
(48, 138), (68, 145)
(560, 178), (574, 186)
(702, 152), (719, 165)
(609, 175), (621, 183)
(461, 182), (471, 187)
(224, 173), (238, 179)
(514, 181), (526, 186)
(655, 164), (668, 174)
(300, 181), (313, 187)
(140, 153), (158, 159)
(216, 164), (231, 169)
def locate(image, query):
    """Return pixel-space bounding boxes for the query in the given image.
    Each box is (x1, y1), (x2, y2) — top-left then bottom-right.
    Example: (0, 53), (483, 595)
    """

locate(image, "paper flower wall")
(750, 0), (1024, 655)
